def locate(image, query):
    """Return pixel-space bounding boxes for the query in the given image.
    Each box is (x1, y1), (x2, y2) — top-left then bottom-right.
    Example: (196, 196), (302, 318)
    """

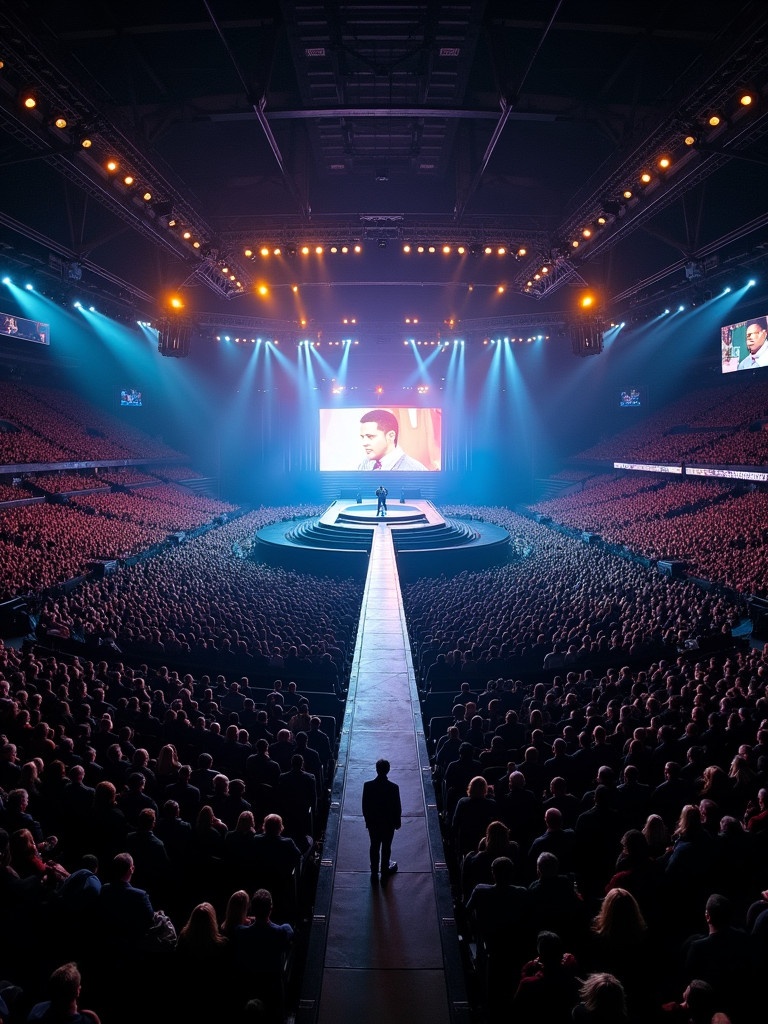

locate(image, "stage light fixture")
(443, 245), (451, 254)
(301, 246), (310, 255)
(417, 245), (425, 253)
(315, 245), (323, 255)
(403, 244), (411, 253)
(330, 246), (338, 253)
(739, 93), (753, 106)
(428, 245), (436, 253)
(54, 116), (68, 129)
(81, 138), (93, 148)
(260, 247), (270, 256)
(640, 172), (652, 184)
(341, 245), (349, 254)
(244, 248), (253, 258)
(623, 189), (633, 200)
(142, 191), (152, 201)
(484, 246), (492, 255)
(497, 246), (506, 255)
(658, 156), (671, 169)
(354, 244), (362, 253)
(571, 240), (579, 248)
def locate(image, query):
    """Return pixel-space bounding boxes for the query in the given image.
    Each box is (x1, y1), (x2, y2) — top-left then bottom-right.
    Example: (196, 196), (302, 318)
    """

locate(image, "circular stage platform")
(251, 499), (513, 579)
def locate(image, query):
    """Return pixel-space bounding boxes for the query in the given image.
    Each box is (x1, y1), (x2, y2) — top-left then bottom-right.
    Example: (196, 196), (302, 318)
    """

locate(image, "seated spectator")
(512, 929), (580, 1024)
(26, 961), (100, 1024)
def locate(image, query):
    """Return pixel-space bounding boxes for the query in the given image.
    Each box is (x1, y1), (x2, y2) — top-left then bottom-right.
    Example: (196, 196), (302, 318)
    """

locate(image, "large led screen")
(319, 407), (442, 471)
(721, 314), (768, 373)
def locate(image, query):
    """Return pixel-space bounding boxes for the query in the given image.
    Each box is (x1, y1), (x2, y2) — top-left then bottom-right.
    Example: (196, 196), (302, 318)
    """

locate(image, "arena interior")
(2, 5), (768, 1024)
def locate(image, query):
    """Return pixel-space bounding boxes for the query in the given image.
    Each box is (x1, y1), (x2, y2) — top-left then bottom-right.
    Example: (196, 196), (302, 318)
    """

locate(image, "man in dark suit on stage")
(362, 758), (402, 880)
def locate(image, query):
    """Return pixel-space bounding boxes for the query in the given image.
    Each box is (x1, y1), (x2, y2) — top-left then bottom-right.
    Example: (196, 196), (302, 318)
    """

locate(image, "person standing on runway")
(362, 759), (401, 881)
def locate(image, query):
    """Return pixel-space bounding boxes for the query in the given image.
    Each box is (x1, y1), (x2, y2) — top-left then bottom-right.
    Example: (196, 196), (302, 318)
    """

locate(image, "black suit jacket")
(362, 774), (402, 833)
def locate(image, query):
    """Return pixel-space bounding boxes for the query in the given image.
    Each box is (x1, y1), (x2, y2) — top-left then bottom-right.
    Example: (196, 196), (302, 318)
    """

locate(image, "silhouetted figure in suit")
(362, 758), (402, 879)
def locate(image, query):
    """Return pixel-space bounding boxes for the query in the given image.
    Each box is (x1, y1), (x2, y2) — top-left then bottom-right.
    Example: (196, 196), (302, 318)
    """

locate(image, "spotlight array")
(246, 243), (362, 258)
(5, 52), (248, 299)
(523, 82), (763, 298)
(402, 243), (527, 259)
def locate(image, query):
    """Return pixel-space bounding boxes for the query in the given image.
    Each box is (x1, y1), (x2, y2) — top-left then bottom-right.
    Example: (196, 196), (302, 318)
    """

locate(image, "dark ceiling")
(1, 1), (768, 331)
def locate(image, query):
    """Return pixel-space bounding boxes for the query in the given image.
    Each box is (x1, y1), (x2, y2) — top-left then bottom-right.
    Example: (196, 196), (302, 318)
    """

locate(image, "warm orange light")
(597, 217), (606, 225)
(54, 117), (68, 129)
(541, 266), (549, 274)
(106, 159), (118, 172)
(497, 246), (506, 255)
(315, 245), (323, 255)
(23, 95), (36, 109)
(257, 284), (269, 296)
(142, 191), (152, 201)
(123, 175), (134, 186)
(417, 245), (425, 253)
(273, 247), (281, 256)
(341, 245), (349, 254)
(497, 285), (505, 294)
(183, 230), (191, 239)
(484, 246), (492, 255)
(403, 244), (411, 253)
(353, 244), (361, 253)
(301, 245), (310, 255)
(81, 138), (93, 149)
(442, 245), (451, 254)
(244, 248), (253, 258)
(169, 296), (184, 310)
(658, 156), (671, 169)
(580, 294), (595, 309)
(330, 246), (338, 253)
(582, 228), (592, 238)
(291, 284), (298, 293)
(457, 245), (466, 254)
(572, 240), (580, 248)
(428, 245), (436, 253)
(684, 135), (696, 146)
(640, 172), (652, 184)
(518, 247), (527, 257)
(740, 93), (753, 106)
(623, 189), (633, 199)
(193, 241), (200, 248)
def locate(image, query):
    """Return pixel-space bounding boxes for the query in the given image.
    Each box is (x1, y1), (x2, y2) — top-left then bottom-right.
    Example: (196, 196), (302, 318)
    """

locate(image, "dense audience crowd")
(575, 376), (768, 465)
(0, 382), (184, 464)
(530, 476), (768, 596)
(2, 369), (768, 1023)
(409, 505), (768, 1024)
(31, 472), (110, 494)
(0, 503), (360, 1023)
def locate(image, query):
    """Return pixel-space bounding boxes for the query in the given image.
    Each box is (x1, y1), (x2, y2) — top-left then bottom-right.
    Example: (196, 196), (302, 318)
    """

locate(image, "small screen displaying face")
(721, 314), (768, 373)
(319, 407), (442, 471)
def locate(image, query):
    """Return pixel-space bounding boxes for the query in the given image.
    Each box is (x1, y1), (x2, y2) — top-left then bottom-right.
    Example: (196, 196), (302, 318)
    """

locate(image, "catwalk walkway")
(299, 523), (467, 1024)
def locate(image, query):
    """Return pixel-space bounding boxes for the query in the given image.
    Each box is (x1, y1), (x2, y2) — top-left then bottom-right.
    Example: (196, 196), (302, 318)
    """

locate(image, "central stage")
(329, 499), (438, 527)
(252, 499), (513, 579)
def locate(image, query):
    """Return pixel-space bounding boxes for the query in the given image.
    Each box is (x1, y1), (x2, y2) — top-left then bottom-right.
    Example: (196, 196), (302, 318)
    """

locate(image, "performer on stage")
(376, 484), (388, 517)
